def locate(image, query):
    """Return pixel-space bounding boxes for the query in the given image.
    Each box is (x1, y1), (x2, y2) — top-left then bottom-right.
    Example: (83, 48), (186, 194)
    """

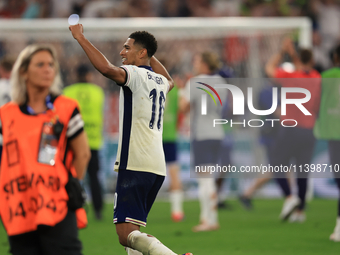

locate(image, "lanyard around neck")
(27, 95), (54, 115)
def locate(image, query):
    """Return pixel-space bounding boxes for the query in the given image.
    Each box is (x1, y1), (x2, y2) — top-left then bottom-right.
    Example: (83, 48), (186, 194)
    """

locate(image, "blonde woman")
(0, 44), (90, 255)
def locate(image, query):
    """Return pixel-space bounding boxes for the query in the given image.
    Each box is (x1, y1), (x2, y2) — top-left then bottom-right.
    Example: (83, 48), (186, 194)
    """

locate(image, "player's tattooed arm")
(69, 24), (126, 84)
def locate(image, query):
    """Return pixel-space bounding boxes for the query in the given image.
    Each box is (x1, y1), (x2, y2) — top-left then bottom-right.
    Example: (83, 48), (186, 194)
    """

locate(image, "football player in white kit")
(180, 51), (227, 232)
(69, 25), (192, 255)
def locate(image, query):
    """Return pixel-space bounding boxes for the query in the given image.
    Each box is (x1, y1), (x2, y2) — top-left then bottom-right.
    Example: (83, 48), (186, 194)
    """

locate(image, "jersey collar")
(138, 65), (153, 72)
(20, 94), (59, 115)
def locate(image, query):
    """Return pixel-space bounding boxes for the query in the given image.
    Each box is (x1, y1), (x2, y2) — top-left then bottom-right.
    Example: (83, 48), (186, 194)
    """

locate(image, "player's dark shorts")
(271, 126), (315, 178)
(163, 142), (177, 163)
(219, 136), (233, 166)
(192, 139), (222, 166)
(113, 169), (165, 227)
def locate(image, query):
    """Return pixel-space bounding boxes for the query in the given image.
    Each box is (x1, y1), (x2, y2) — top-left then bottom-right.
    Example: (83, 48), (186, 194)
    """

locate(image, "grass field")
(1, 199), (339, 255)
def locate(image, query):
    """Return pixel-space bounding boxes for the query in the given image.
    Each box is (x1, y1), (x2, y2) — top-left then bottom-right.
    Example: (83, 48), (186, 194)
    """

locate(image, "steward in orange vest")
(0, 95), (87, 236)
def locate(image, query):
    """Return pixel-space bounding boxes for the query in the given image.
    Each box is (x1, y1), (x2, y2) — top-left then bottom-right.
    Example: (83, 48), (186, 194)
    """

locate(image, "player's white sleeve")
(165, 79), (170, 95)
(120, 65), (142, 92)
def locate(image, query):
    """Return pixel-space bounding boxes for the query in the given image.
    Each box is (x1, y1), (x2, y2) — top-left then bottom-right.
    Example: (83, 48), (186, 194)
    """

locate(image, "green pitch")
(0, 199), (339, 254)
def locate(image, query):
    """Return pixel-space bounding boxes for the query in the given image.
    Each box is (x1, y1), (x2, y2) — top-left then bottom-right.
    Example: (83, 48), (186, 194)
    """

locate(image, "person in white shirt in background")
(0, 56), (13, 106)
(0, 56), (14, 162)
(180, 51), (227, 232)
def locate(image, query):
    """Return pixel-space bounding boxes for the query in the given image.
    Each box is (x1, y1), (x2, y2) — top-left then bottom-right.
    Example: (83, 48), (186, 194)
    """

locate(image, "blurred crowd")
(1, 0), (340, 108)
(1, 0), (340, 73)
(0, 0), (338, 20)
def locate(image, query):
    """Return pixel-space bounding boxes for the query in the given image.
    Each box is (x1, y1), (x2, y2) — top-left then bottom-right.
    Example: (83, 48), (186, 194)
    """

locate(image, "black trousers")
(328, 141), (340, 217)
(8, 210), (82, 255)
(272, 127), (316, 210)
(88, 150), (103, 213)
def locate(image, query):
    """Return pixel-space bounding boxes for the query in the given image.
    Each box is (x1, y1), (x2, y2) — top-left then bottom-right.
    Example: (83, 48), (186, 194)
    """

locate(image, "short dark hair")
(0, 56), (15, 72)
(299, 49), (313, 65)
(129, 31), (157, 58)
(76, 64), (92, 83)
(332, 44), (340, 64)
(335, 44), (340, 58)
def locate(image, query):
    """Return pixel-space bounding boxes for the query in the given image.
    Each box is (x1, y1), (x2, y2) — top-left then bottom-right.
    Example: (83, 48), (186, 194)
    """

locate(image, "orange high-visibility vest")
(0, 95), (87, 236)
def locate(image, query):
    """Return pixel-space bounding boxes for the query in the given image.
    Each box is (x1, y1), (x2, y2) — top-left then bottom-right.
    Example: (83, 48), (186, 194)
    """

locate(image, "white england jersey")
(114, 65), (170, 176)
(181, 74), (228, 141)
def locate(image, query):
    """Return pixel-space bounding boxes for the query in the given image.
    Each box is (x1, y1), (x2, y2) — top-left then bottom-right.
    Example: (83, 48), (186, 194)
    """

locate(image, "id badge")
(38, 122), (58, 166)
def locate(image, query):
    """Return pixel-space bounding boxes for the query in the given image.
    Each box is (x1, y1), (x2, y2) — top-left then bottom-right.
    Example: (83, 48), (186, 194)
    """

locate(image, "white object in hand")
(68, 14), (80, 25)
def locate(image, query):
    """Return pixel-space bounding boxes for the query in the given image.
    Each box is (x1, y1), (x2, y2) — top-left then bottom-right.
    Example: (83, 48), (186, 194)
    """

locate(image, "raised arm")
(150, 56), (174, 92)
(69, 24), (126, 84)
(265, 37), (299, 78)
(285, 38), (300, 68)
(265, 52), (283, 78)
